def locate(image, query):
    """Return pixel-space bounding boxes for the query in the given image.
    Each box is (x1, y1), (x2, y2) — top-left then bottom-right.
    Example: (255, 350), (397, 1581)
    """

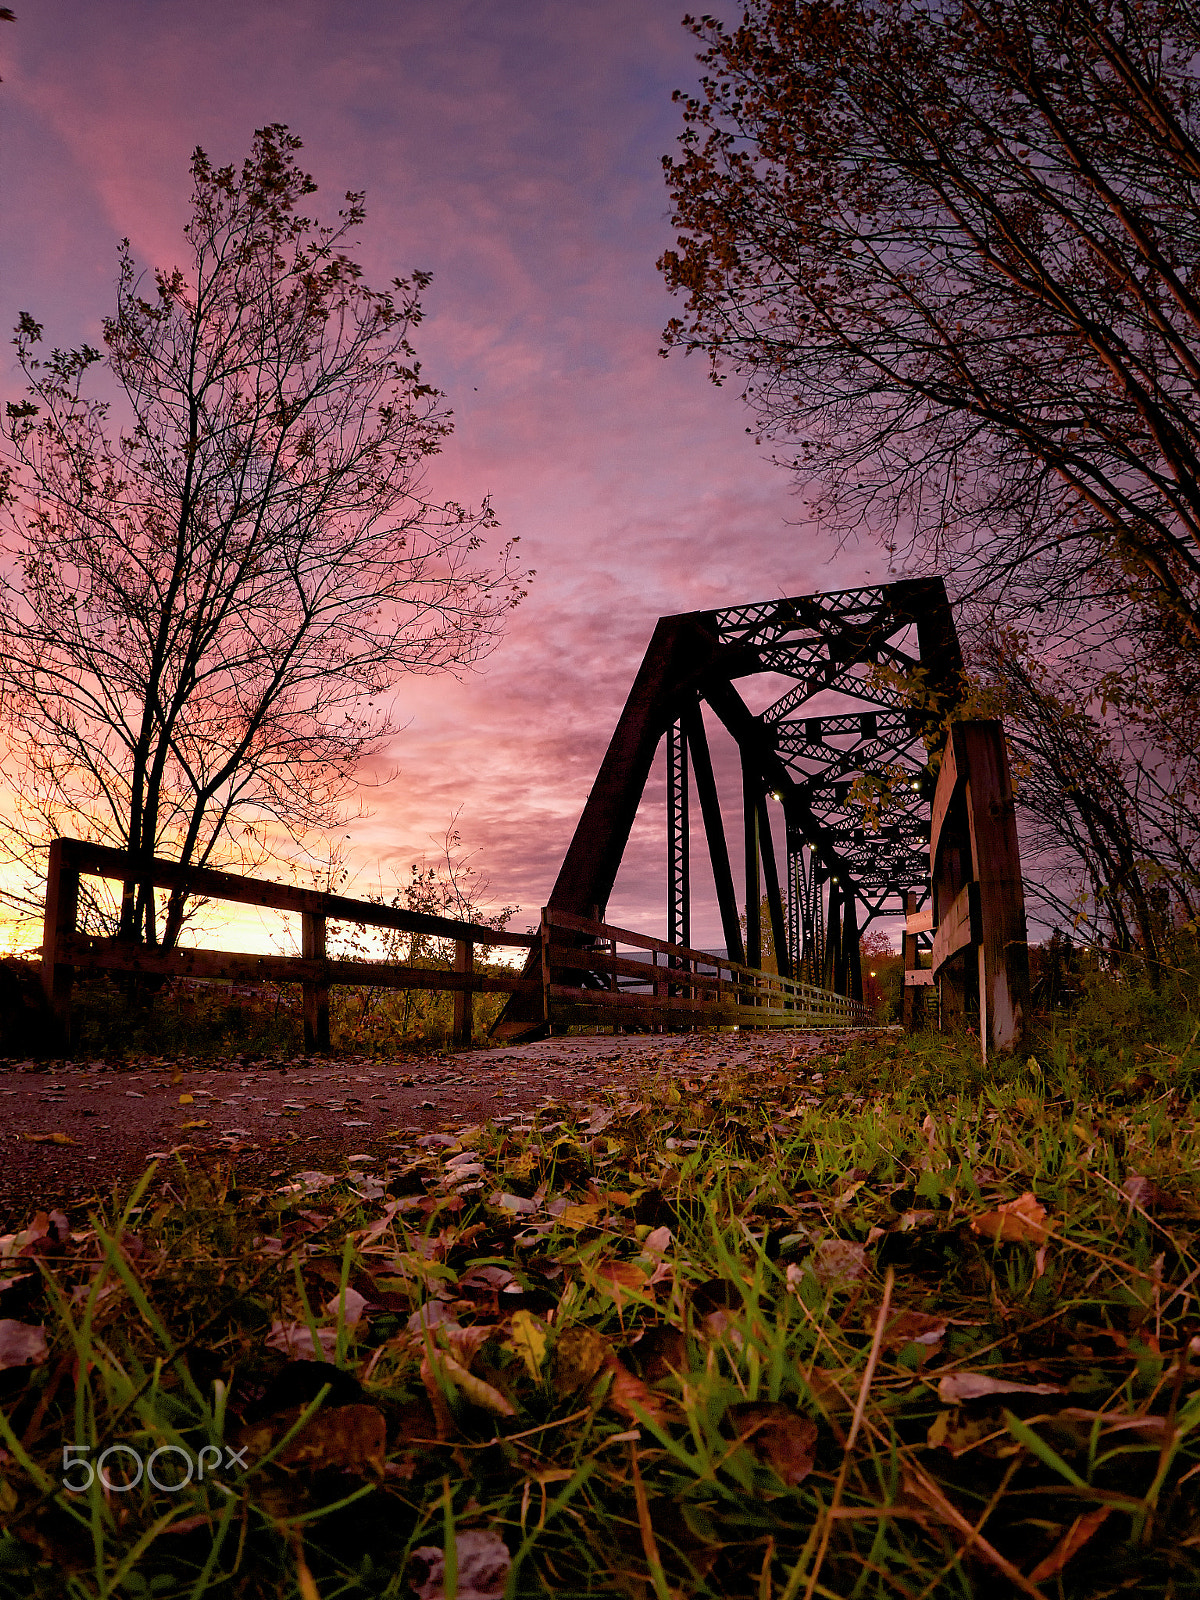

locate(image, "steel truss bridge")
(497, 578), (964, 1036)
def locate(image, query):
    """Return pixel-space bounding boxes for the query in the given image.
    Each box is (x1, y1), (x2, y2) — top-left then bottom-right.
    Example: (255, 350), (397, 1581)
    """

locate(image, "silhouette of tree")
(1, 126), (526, 947)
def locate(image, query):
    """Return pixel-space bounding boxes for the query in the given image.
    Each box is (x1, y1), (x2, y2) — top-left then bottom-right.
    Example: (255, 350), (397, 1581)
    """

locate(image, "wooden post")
(302, 911), (330, 1053)
(540, 908), (552, 1034)
(743, 761), (761, 973)
(453, 938), (474, 1049)
(41, 837), (80, 1046)
(960, 723), (1030, 1054)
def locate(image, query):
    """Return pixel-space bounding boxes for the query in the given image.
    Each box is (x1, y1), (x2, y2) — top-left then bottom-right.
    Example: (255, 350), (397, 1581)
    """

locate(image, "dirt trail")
(0, 1029), (889, 1224)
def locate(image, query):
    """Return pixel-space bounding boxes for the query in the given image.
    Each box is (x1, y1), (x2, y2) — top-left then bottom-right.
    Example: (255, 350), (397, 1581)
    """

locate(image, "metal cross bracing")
(493, 577), (963, 1039)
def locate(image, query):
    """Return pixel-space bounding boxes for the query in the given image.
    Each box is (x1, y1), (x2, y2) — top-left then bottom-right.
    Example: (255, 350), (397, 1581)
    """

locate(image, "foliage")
(2, 996), (1200, 1596)
(0, 125), (526, 949)
(658, 0), (1200, 947)
(660, 0), (1200, 644)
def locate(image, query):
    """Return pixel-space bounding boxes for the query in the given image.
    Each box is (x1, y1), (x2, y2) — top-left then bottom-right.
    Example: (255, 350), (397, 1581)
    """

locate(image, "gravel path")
(0, 1029), (889, 1225)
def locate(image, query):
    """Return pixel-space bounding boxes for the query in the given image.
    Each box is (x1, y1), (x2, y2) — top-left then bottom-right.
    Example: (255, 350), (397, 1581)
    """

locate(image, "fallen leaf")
(21, 1132), (75, 1146)
(410, 1528), (511, 1600)
(424, 1352), (515, 1417)
(874, 1308), (949, 1349)
(179, 1119), (211, 1132)
(265, 1321), (338, 1360)
(806, 1238), (869, 1289)
(555, 1326), (612, 1395)
(324, 1287), (368, 1328)
(592, 1259), (649, 1307)
(0, 1319), (47, 1370)
(725, 1402), (818, 1486)
(969, 1192), (1048, 1245)
(178, 1094), (194, 1105)
(938, 1372), (1065, 1403)
(1029, 1507), (1112, 1582)
(238, 1403), (386, 1477)
(557, 1203), (604, 1229)
(504, 1310), (548, 1379)
(605, 1358), (670, 1426)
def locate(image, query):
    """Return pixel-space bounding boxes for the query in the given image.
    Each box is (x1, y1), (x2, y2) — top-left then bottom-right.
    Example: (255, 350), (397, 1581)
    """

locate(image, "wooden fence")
(40, 838), (871, 1050)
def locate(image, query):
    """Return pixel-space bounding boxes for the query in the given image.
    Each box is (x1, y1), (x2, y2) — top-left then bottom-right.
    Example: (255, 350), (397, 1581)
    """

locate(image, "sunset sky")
(0, 1), (897, 953)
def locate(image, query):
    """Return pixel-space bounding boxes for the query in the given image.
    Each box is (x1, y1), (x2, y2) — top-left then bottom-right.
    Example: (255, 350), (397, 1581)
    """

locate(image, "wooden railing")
(40, 838), (540, 1051)
(540, 907), (872, 1031)
(40, 839), (873, 1051)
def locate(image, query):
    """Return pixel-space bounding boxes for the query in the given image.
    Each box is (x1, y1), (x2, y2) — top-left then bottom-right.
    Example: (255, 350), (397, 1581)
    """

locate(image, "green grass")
(2, 992), (1199, 1597)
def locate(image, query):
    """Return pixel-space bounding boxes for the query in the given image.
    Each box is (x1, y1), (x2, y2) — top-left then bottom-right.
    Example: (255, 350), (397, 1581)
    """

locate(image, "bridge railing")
(39, 838), (873, 1050)
(541, 907), (872, 1030)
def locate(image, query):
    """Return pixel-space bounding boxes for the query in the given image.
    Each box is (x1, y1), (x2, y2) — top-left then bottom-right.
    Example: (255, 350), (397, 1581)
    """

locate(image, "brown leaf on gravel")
(969, 1192), (1048, 1245)
(725, 1401), (817, 1486)
(1029, 1507), (1113, 1582)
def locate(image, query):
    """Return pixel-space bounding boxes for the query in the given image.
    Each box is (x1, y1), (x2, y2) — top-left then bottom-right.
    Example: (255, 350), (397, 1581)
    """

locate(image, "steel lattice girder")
(494, 578), (962, 1035)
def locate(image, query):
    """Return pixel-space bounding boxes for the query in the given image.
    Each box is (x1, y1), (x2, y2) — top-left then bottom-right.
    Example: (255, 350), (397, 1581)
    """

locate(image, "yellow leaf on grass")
(505, 1310), (548, 1380)
(22, 1132), (75, 1146)
(969, 1192), (1048, 1245)
(558, 1203), (604, 1230)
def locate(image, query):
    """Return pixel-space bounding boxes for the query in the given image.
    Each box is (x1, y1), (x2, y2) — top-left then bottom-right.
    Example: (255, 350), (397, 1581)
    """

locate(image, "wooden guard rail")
(40, 839), (872, 1050)
(40, 838), (540, 1051)
(540, 907), (872, 1031)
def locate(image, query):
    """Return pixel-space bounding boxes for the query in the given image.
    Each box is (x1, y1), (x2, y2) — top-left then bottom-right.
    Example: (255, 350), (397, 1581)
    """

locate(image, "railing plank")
(54, 839), (537, 949)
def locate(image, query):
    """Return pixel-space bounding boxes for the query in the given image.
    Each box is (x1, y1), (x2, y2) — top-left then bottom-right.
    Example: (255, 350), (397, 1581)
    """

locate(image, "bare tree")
(0, 126), (526, 948)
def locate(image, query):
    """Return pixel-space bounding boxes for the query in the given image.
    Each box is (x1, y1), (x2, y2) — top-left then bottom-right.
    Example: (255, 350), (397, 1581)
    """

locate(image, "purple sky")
(0, 2), (894, 949)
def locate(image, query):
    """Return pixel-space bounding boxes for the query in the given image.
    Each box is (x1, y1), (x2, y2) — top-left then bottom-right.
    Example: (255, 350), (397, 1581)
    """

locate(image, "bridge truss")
(496, 578), (963, 1036)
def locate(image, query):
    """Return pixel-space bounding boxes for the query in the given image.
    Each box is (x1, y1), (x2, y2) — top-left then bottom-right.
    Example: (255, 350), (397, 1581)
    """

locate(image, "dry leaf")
(969, 1192), (1048, 1245)
(726, 1401), (817, 1486)
(324, 1287), (368, 1328)
(21, 1132), (75, 1146)
(874, 1308), (948, 1349)
(238, 1403), (386, 1477)
(505, 1310), (548, 1379)
(410, 1528), (511, 1600)
(807, 1238), (869, 1288)
(938, 1372), (1064, 1403)
(0, 1319), (47, 1371)
(1029, 1507), (1112, 1582)
(555, 1326), (612, 1395)
(557, 1203), (604, 1230)
(593, 1259), (649, 1308)
(425, 1352), (515, 1417)
(605, 1358), (670, 1426)
(179, 1119), (211, 1131)
(265, 1321), (338, 1360)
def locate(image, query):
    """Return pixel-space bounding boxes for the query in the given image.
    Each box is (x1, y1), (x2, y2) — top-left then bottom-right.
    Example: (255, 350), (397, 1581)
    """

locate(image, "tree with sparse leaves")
(0, 126), (526, 948)
(659, 0), (1200, 647)
(659, 0), (1200, 945)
